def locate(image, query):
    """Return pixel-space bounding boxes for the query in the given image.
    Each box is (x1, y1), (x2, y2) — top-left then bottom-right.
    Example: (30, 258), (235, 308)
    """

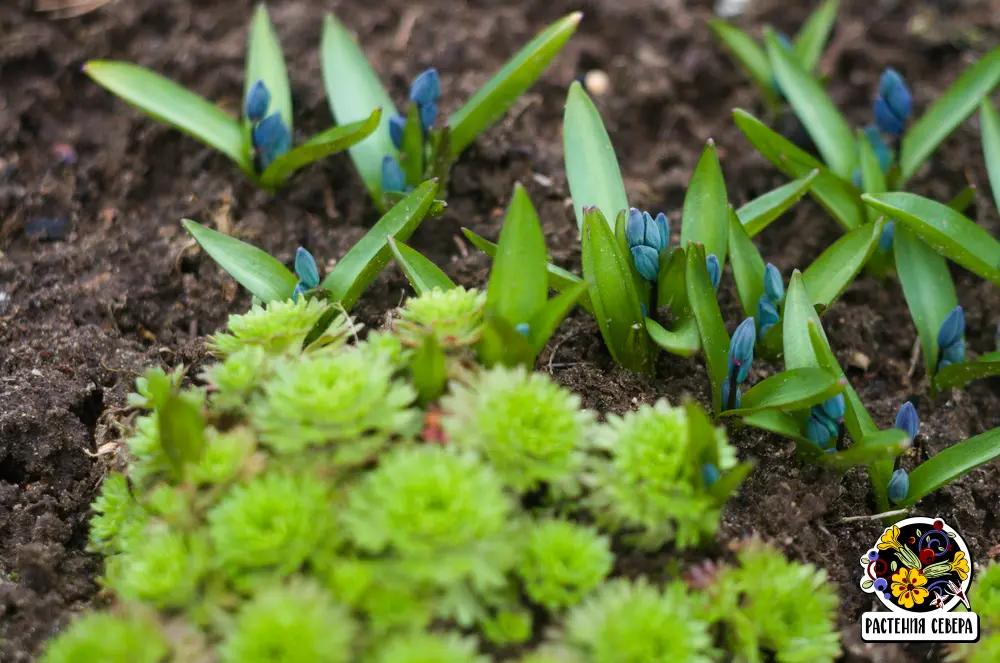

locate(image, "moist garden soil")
(1, 0), (999, 660)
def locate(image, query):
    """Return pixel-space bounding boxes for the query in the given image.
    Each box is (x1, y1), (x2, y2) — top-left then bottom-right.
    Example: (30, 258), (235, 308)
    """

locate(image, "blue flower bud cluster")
(625, 208), (670, 282)
(756, 263), (784, 337)
(936, 306), (966, 370)
(722, 317), (756, 410)
(874, 69), (912, 138)
(887, 401), (919, 504)
(805, 393), (845, 450)
(383, 69), (441, 194)
(292, 247), (320, 302)
(245, 79), (291, 173)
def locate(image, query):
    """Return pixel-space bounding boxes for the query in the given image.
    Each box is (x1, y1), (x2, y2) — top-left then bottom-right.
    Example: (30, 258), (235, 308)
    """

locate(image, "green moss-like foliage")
(948, 561), (1000, 662)
(40, 292), (838, 661)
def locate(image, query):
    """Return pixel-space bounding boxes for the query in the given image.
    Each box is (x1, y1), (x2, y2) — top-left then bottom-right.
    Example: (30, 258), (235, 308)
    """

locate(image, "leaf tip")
(569, 10), (584, 24)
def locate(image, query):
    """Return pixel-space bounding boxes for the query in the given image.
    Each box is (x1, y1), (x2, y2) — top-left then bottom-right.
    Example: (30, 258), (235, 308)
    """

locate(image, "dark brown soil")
(1, 0), (998, 660)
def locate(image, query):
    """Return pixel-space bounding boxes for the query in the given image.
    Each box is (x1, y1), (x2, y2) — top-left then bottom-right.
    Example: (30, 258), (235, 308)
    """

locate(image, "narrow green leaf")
(259, 109), (382, 189)
(488, 184), (549, 325)
(807, 319), (876, 442)
(245, 3), (292, 131)
(581, 207), (651, 373)
(450, 12), (581, 155)
(710, 461), (755, 504)
(685, 244), (730, 414)
(477, 314), (536, 368)
(320, 14), (400, 203)
(461, 228), (594, 315)
(321, 180), (438, 310)
(932, 358), (1000, 392)
(708, 20), (779, 109)
(864, 191), (1000, 287)
(737, 170), (819, 237)
(429, 126), (453, 191)
(384, 192), (448, 218)
(680, 141), (729, 260)
(858, 128), (887, 224)
(980, 98), (1000, 210)
(650, 248), (701, 357)
(782, 270), (822, 370)
(893, 222), (958, 380)
(734, 109), (864, 230)
(819, 428), (911, 471)
(158, 394), (207, 480)
(741, 409), (815, 446)
(802, 217), (884, 311)
(766, 31), (856, 178)
(411, 334), (448, 405)
(645, 317), (699, 357)
(948, 185), (977, 215)
(401, 104), (424, 188)
(84, 61), (247, 171)
(897, 427), (1000, 507)
(564, 81), (629, 231)
(528, 281), (590, 355)
(728, 208), (766, 318)
(181, 219), (296, 302)
(724, 367), (844, 415)
(899, 46), (1000, 187)
(387, 236), (456, 295)
(793, 0), (839, 73)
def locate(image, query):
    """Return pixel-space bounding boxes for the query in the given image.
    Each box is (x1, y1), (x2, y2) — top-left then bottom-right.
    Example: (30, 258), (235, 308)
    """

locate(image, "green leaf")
(932, 358), (1000, 392)
(478, 314), (537, 368)
(980, 98), (1000, 210)
(245, 3), (293, 132)
(782, 270), (822, 370)
(724, 367), (844, 416)
(793, 0), (839, 74)
(864, 191), (1000, 287)
(728, 208), (766, 318)
(733, 109), (864, 230)
(487, 184), (549, 326)
(736, 170), (819, 237)
(461, 228), (594, 315)
(648, 247), (700, 357)
(385, 192), (448, 218)
(766, 31), (855, 179)
(741, 409), (814, 445)
(528, 281), (590, 355)
(181, 219), (296, 302)
(581, 207), (651, 373)
(708, 20), (779, 109)
(710, 460), (755, 504)
(807, 320), (876, 442)
(892, 222), (958, 381)
(450, 12), (581, 155)
(84, 61), (247, 171)
(685, 244), (730, 415)
(158, 394), (207, 480)
(897, 427), (1000, 507)
(858, 128), (888, 224)
(899, 46), (1000, 187)
(320, 14), (400, 203)
(411, 334), (448, 405)
(387, 236), (456, 295)
(564, 81), (629, 231)
(645, 317), (699, 357)
(321, 180), (438, 310)
(948, 185), (977, 215)
(258, 109), (382, 189)
(429, 126), (453, 191)
(401, 104), (424, 188)
(819, 428), (911, 471)
(680, 141), (729, 261)
(802, 217), (884, 312)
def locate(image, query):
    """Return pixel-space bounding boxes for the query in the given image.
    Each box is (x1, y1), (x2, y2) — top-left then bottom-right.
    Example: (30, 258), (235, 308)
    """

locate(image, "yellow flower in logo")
(878, 525), (902, 551)
(891, 567), (929, 609)
(950, 551), (969, 581)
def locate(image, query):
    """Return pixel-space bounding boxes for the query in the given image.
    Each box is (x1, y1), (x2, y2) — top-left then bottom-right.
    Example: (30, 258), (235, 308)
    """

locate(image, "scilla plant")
(84, 4), (381, 191)
(321, 11), (581, 210)
(38, 287), (780, 662)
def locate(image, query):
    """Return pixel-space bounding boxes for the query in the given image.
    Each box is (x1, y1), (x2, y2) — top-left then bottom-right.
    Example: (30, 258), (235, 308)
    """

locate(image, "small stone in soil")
(24, 217), (71, 241)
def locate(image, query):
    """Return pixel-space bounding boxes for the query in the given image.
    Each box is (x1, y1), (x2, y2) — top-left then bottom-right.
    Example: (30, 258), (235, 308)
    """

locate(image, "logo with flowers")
(859, 516), (972, 613)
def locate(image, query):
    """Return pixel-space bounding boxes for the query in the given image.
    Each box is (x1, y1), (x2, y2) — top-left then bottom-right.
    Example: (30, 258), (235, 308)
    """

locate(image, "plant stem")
(649, 280), (660, 324)
(836, 423), (846, 451)
(726, 364), (738, 412)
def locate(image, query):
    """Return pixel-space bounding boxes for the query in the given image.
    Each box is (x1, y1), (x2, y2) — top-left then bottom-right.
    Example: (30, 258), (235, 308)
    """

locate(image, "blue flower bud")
(728, 317), (757, 384)
(389, 114), (406, 150)
(625, 208), (668, 252)
(878, 221), (895, 253)
(820, 393), (846, 422)
(706, 254), (721, 292)
(292, 282), (307, 302)
(631, 245), (661, 282)
(940, 338), (966, 367)
(251, 112), (291, 171)
(874, 68), (912, 137)
(381, 155), (407, 193)
(515, 323), (531, 336)
(937, 306), (965, 352)
(721, 376), (742, 409)
(419, 101), (437, 134)
(653, 213), (670, 250)
(409, 68), (441, 106)
(806, 413), (833, 448)
(756, 295), (780, 336)
(294, 247), (320, 289)
(887, 468), (909, 504)
(894, 401), (919, 440)
(701, 463), (720, 487)
(245, 79), (271, 123)
(763, 263), (784, 304)
(625, 208), (645, 249)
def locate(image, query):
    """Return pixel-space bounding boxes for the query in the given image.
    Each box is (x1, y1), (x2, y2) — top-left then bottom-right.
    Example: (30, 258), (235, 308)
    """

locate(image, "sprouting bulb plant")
(887, 400), (919, 505)
(625, 207), (670, 283)
(805, 393), (846, 452)
(292, 247), (321, 301)
(722, 317), (756, 411)
(756, 263), (785, 337)
(937, 306), (967, 370)
(322, 11), (582, 209)
(84, 4), (381, 191)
